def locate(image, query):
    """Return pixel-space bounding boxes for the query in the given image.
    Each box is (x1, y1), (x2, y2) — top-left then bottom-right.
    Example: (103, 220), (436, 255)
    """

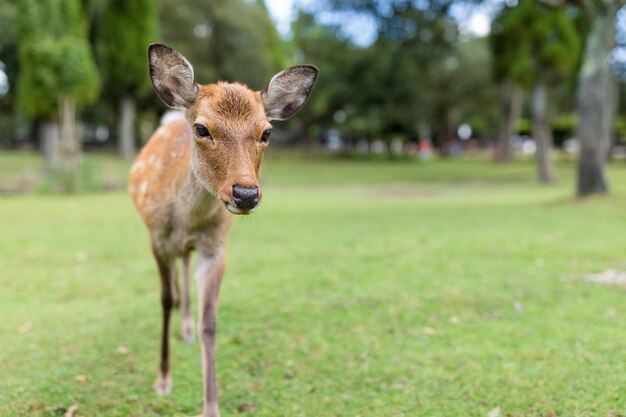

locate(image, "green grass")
(0, 150), (130, 193)
(1, 151), (625, 417)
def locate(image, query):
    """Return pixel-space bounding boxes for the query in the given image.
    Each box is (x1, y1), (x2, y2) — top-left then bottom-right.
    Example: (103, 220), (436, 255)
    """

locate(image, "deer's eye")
(194, 124), (212, 139)
(260, 129), (272, 143)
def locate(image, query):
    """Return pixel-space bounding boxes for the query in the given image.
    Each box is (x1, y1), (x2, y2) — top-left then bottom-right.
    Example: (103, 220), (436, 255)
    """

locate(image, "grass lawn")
(1, 151), (625, 417)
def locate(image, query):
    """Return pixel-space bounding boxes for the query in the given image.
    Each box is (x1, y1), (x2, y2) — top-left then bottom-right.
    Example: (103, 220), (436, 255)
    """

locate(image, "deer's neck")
(176, 165), (222, 227)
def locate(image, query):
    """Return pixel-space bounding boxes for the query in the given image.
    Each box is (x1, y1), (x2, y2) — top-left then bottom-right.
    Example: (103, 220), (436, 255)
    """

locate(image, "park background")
(1, 0), (626, 416)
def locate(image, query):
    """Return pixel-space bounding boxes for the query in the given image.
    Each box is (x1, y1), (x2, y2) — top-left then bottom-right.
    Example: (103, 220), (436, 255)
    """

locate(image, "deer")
(128, 43), (318, 417)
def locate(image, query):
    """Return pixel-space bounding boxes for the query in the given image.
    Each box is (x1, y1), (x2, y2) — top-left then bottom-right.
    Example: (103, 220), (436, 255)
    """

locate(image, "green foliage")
(517, 114), (579, 137)
(99, 0), (158, 96)
(292, 3), (498, 144)
(209, 0), (284, 86)
(17, 39), (100, 116)
(15, 0), (100, 119)
(0, 1), (16, 50)
(0, 1), (21, 145)
(0, 0), (17, 85)
(491, 0), (582, 87)
(516, 118), (531, 135)
(158, 0), (285, 89)
(550, 113), (577, 133)
(291, 11), (358, 126)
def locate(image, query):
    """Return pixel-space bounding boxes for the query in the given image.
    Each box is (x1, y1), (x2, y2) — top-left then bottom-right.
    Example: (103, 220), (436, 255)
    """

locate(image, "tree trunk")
(118, 95), (136, 159)
(532, 81), (556, 183)
(435, 105), (452, 157)
(40, 120), (61, 175)
(59, 96), (81, 193)
(494, 81), (523, 162)
(576, 6), (617, 196)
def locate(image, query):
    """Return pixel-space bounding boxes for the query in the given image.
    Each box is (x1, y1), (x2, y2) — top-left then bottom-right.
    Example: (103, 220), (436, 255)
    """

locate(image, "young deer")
(129, 44), (318, 417)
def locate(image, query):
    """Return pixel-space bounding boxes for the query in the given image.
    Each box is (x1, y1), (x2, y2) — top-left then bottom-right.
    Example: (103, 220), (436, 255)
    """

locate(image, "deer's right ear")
(261, 65), (319, 121)
(148, 43), (199, 110)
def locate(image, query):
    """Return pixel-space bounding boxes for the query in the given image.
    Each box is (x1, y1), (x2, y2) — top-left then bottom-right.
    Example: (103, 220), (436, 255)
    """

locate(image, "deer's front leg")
(195, 250), (226, 417)
(152, 246), (175, 395)
(181, 253), (195, 343)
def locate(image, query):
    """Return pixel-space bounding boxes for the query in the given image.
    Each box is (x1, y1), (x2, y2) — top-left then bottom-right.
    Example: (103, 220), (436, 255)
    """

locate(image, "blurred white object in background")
(457, 123), (472, 141)
(563, 138), (579, 155)
(522, 139), (536, 156)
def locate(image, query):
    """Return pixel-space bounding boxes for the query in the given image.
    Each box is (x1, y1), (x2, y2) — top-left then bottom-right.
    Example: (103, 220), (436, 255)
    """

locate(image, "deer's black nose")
(232, 185), (259, 210)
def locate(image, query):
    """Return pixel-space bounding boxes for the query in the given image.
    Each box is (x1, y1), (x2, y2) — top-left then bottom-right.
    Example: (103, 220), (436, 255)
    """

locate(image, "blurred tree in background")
(289, 10), (361, 145)
(158, 0), (285, 89)
(16, 0), (100, 192)
(573, 0), (624, 196)
(541, 0), (625, 195)
(99, 0), (158, 159)
(294, 0), (497, 152)
(0, 1), (19, 147)
(491, 0), (581, 182)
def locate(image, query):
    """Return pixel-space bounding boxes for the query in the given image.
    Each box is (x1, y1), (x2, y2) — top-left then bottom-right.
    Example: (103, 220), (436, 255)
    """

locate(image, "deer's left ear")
(261, 65), (319, 121)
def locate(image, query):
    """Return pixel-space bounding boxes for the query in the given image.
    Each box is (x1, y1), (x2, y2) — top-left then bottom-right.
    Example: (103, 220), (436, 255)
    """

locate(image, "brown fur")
(129, 83), (269, 255)
(134, 43), (318, 417)
(129, 82), (268, 417)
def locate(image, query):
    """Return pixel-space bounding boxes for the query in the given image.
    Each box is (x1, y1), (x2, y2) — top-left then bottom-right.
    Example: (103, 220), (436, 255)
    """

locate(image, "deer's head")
(148, 44), (318, 215)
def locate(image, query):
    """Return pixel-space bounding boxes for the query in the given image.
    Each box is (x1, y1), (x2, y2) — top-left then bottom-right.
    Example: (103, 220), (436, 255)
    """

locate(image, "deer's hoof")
(155, 371), (173, 395)
(181, 316), (195, 344)
(189, 403), (220, 417)
(191, 409), (220, 417)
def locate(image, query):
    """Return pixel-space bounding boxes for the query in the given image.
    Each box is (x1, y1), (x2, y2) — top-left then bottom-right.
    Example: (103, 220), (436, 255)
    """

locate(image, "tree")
(0, 0), (19, 147)
(158, 0), (285, 90)
(491, 0), (581, 181)
(99, 0), (158, 159)
(289, 1), (499, 151)
(574, 1), (623, 195)
(16, 0), (100, 192)
(288, 10), (359, 145)
(542, 0), (625, 195)
(490, 16), (524, 163)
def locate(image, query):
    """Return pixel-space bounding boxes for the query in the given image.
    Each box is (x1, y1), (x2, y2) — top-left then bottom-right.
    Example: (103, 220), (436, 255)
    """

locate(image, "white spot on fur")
(160, 110), (186, 125)
(148, 155), (156, 165)
(130, 160), (145, 173)
(139, 180), (149, 194)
